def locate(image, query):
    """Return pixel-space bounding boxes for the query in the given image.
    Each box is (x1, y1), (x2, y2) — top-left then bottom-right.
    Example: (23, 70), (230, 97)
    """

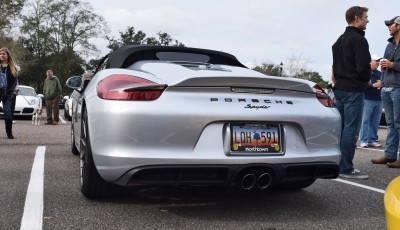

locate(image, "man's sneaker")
(368, 142), (382, 148)
(339, 169), (369, 179)
(359, 143), (368, 148)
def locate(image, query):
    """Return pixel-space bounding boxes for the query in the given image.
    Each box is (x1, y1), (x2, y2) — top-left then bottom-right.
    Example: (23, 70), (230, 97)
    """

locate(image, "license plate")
(230, 123), (282, 154)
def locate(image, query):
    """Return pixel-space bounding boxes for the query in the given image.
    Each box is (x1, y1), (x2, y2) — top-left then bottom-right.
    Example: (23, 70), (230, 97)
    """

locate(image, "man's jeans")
(45, 96), (60, 123)
(381, 87), (400, 160)
(333, 89), (364, 173)
(359, 99), (383, 144)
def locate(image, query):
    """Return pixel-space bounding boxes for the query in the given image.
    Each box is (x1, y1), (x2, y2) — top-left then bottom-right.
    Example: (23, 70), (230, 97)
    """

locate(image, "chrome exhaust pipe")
(240, 174), (256, 190)
(257, 173), (272, 189)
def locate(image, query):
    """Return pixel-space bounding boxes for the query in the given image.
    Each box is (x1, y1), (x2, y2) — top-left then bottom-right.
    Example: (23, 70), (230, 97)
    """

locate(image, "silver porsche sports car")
(67, 45), (341, 199)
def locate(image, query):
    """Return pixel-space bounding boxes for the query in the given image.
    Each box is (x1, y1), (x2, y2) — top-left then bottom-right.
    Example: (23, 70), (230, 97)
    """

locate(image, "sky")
(84, 0), (400, 82)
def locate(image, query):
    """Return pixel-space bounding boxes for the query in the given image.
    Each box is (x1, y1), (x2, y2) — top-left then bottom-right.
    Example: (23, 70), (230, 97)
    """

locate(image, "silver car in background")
(63, 90), (80, 121)
(67, 45), (341, 199)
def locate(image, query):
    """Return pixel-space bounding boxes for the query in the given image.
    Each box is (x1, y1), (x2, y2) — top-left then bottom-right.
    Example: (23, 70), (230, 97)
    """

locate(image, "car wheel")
(80, 107), (117, 199)
(274, 179), (316, 191)
(71, 122), (79, 155)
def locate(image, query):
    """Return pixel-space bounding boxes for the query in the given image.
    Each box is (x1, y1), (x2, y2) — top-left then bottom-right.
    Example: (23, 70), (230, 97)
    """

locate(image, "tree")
(252, 51), (328, 87)
(0, 36), (27, 66)
(285, 51), (310, 77)
(0, 0), (26, 72)
(46, 0), (109, 56)
(20, 0), (109, 93)
(78, 26), (186, 72)
(106, 26), (184, 51)
(296, 71), (329, 88)
(0, 0), (25, 32)
(252, 62), (283, 77)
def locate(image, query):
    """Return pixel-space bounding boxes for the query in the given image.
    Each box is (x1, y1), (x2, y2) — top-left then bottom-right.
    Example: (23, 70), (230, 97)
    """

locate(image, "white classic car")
(0, 85), (42, 117)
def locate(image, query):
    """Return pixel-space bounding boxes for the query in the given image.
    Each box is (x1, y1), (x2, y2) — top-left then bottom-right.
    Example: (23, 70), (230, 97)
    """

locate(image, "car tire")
(80, 107), (119, 199)
(71, 122), (79, 155)
(273, 179), (316, 191)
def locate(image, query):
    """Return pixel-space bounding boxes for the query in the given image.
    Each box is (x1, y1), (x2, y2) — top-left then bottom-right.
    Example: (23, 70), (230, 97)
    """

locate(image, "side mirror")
(63, 95), (69, 100)
(66, 76), (82, 89)
(37, 94), (44, 98)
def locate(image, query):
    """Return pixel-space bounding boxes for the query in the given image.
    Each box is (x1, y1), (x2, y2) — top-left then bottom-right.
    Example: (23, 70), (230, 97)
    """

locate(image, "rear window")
(156, 52), (210, 63)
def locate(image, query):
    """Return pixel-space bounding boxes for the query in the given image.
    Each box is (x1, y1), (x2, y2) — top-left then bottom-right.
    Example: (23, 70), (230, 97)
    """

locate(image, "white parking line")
(59, 115), (66, 124)
(333, 178), (385, 194)
(356, 147), (384, 152)
(331, 147), (386, 194)
(20, 146), (46, 230)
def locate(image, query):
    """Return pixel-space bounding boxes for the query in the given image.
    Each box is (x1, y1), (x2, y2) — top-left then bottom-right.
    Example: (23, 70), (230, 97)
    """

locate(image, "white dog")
(32, 107), (43, 125)
(32, 95), (44, 125)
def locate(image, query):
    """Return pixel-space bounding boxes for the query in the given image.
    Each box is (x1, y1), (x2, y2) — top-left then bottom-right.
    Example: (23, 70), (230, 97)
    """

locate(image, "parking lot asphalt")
(0, 115), (397, 229)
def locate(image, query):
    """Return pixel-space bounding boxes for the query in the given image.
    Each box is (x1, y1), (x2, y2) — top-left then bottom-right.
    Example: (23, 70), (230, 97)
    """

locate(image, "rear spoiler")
(105, 45), (247, 69)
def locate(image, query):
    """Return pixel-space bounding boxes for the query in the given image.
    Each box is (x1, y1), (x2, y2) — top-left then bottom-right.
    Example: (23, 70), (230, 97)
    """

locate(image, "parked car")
(66, 45), (341, 199)
(0, 85), (42, 117)
(59, 94), (66, 109)
(64, 91), (79, 121)
(63, 94), (71, 120)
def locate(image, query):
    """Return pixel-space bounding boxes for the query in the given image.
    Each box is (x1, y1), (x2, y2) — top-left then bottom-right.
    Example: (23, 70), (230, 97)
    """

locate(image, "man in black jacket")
(332, 6), (371, 179)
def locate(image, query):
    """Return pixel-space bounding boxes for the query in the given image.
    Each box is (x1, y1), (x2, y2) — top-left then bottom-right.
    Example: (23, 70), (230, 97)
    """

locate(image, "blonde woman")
(0, 47), (18, 139)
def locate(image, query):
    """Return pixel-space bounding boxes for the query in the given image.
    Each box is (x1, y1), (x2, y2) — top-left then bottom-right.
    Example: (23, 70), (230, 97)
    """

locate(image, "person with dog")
(43, 69), (62, 125)
(0, 47), (18, 139)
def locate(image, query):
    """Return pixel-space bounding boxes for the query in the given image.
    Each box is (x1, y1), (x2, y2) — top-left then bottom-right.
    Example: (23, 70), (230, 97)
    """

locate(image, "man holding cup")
(380, 58), (388, 71)
(371, 16), (400, 168)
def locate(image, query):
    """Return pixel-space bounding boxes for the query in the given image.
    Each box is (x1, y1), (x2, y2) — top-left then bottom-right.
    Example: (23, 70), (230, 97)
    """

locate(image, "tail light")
(312, 84), (335, 107)
(96, 74), (167, 101)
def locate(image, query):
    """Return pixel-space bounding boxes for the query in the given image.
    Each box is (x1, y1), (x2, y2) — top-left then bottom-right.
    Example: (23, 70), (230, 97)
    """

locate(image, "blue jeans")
(359, 99), (383, 144)
(381, 88), (400, 160)
(2, 96), (12, 120)
(333, 89), (364, 173)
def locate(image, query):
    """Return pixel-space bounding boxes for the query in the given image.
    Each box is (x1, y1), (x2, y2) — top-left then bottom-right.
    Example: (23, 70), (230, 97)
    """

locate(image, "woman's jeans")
(381, 87), (400, 160)
(359, 99), (383, 144)
(2, 96), (13, 120)
(333, 89), (364, 173)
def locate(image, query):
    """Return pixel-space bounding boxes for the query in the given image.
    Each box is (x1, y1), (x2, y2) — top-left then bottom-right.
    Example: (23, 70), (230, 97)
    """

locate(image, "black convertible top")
(105, 45), (247, 69)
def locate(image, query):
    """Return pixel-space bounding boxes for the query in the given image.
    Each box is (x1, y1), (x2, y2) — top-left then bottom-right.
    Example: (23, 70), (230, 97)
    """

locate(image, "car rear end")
(84, 63), (341, 190)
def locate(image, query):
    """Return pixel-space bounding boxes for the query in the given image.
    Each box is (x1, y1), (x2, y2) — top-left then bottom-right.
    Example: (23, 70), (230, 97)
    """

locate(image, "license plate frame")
(229, 123), (283, 155)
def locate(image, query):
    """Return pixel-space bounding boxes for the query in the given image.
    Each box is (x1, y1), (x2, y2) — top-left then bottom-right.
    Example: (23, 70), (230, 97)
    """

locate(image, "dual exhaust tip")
(240, 172), (272, 190)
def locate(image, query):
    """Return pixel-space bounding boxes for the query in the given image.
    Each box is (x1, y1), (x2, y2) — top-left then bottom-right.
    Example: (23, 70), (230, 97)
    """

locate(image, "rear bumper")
(112, 162), (339, 187)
